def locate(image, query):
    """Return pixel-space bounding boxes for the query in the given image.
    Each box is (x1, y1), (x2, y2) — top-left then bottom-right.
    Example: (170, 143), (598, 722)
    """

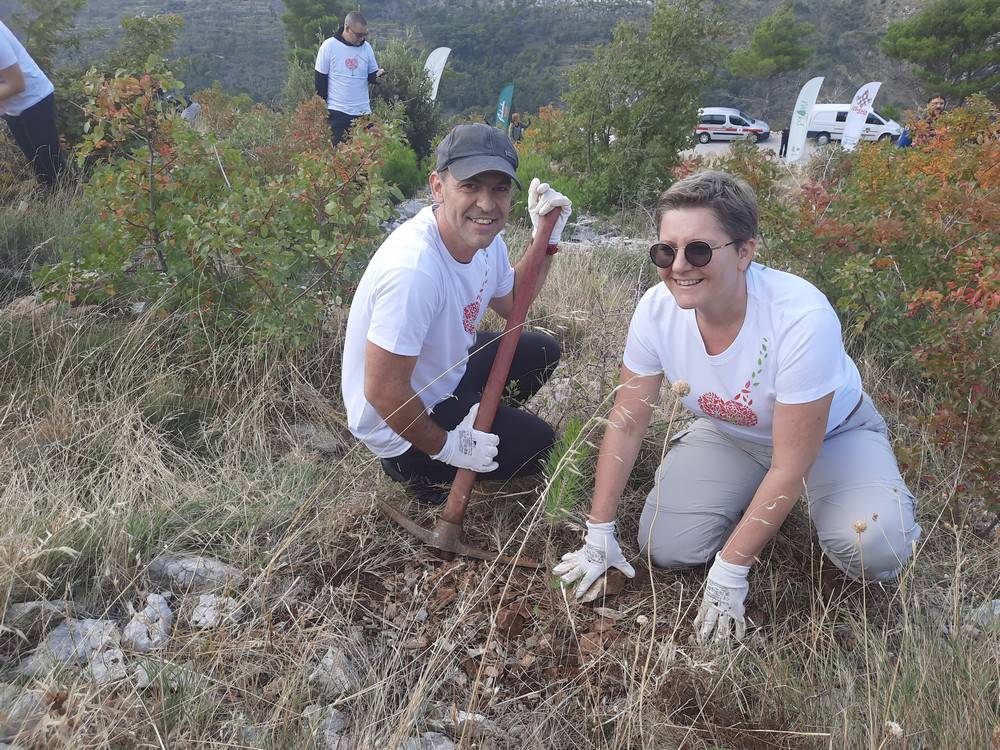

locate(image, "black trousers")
(381, 331), (561, 486)
(3, 93), (63, 187)
(327, 109), (359, 147)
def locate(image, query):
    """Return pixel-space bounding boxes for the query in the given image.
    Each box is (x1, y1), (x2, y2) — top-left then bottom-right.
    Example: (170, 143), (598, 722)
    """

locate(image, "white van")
(807, 104), (902, 145)
(695, 107), (771, 143)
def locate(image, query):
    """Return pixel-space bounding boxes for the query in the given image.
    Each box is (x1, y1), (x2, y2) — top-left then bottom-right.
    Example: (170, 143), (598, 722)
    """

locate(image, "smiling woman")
(553, 170), (920, 645)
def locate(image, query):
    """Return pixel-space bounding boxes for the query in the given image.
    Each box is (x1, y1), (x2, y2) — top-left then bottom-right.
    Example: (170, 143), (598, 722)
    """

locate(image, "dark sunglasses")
(648, 239), (741, 269)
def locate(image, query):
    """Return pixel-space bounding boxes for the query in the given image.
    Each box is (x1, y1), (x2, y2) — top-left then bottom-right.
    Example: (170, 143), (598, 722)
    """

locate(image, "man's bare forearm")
(370, 387), (447, 455)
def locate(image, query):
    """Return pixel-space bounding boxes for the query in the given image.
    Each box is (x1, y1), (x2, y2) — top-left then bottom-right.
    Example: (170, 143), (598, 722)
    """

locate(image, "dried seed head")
(852, 519), (868, 534)
(884, 720), (903, 738)
(636, 614), (649, 626)
(671, 380), (691, 397)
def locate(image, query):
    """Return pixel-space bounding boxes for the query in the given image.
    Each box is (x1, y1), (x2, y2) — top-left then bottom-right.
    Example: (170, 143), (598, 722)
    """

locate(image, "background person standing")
(0, 19), (63, 187)
(314, 11), (385, 147)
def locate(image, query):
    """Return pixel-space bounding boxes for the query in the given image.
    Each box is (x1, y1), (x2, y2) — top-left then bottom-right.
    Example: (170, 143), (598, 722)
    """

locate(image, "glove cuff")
(584, 519), (615, 546)
(429, 430), (454, 463)
(709, 551), (751, 587)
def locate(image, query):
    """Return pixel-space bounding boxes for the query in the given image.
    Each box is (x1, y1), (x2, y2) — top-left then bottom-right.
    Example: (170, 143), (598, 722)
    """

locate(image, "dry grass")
(0, 222), (997, 749)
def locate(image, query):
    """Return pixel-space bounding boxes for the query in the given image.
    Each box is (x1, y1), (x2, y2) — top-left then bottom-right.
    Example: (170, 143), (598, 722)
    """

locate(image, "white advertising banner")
(786, 76), (824, 163)
(841, 81), (882, 151)
(423, 47), (451, 101)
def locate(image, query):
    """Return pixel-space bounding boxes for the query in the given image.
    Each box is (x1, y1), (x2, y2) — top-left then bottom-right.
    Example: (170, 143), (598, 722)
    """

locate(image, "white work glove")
(430, 403), (499, 473)
(694, 552), (751, 645)
(553, 520), (636, 601)
(528, 177), (572, 245)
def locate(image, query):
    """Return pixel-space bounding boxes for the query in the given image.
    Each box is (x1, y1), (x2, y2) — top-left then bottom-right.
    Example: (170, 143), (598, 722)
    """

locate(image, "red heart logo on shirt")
(345, 57), (359, 71)
(462, 300), (480, 334)
(698, 391), (759, 427)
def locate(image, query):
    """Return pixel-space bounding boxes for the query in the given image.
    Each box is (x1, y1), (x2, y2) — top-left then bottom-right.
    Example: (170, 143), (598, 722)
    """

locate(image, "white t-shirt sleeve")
(775, 308), (847, 404)
(0, 35), (17, 69)
(367, 45), (379, 75)
(367, 268), (440, 356)
(622, 294), (664, 376)
(314, 40), (330, 73)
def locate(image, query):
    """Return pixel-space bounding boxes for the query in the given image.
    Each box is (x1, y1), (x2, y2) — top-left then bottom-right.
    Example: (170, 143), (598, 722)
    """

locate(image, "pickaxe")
(378, 210), (561, 568)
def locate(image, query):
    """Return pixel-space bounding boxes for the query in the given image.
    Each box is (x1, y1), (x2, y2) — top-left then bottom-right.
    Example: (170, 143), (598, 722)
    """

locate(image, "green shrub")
(379, 140), (425, 199)
(36, 66), (396, 349)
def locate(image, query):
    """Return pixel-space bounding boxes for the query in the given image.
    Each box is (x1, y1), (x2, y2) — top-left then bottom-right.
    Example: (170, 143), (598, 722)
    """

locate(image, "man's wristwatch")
(545, 243), (559, 256)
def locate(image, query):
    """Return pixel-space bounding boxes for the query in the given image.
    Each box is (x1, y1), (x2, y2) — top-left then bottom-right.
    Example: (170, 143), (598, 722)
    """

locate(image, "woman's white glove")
(528, 177), (572, 245)
(553, 520), (636, 601)
(694, 552), (751, 644)
(430, 403), (499, 473)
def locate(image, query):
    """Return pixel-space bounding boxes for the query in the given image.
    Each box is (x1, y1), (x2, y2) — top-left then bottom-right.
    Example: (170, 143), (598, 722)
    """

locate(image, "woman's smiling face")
(656, 206), (755, 319)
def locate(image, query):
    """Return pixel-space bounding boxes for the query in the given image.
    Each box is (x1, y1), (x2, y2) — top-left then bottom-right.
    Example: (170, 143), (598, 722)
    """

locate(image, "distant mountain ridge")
(0, 0), (930, 116)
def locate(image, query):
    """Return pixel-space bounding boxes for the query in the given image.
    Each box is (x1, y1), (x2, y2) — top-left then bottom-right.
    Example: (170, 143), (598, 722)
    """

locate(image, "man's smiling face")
(429, 170), (513, 261)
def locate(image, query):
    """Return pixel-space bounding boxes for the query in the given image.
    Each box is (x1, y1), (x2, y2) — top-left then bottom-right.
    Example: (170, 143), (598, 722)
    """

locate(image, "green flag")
(495, 83), (514, 130)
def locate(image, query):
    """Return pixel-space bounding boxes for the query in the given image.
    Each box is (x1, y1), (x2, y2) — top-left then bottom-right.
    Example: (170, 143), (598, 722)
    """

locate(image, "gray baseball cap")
(435, 123), (521, 188)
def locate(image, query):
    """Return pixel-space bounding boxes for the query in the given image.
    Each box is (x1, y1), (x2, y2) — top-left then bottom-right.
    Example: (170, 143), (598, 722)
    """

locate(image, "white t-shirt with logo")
(623, 263), (862, 444)
(342, 206), (516, 458)
(314, 36), (379, 116)
(0, 21), (54, 117)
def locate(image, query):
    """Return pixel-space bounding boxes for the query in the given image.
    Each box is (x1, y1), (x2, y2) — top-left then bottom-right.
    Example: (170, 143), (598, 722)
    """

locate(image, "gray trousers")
(637, 395), (920, 582)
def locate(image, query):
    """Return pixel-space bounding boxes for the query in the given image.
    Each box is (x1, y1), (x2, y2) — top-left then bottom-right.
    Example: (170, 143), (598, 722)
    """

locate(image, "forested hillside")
(0, 0), (930, 120)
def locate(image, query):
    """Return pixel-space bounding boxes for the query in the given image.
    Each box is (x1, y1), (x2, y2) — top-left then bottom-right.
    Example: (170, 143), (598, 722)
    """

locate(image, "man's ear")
(738, 238), (757, 270)
(429, 170), (445, 203)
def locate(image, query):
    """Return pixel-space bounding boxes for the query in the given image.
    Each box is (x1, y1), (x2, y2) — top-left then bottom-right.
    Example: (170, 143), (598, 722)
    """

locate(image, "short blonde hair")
(654, 170), (758, 241)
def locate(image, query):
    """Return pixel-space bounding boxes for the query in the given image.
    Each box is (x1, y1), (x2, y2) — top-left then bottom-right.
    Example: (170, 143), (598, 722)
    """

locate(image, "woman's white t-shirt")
(0, 21), (54, 117)
(623, 263), (862, 444)
(341, 206), (516, 458)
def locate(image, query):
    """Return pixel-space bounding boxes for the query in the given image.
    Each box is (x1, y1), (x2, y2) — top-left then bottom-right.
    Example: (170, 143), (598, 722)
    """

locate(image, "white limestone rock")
(122, 593), (173, 652)
(18, 618), (120, 676)
(190, 595), (241, 629)
(147, 554), (245, 594)
(309, 645), (360, 698)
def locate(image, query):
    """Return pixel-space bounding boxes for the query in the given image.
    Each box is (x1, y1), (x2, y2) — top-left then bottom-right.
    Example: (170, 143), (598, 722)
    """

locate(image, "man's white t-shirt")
(0, 21), (54, 117)
(314, 36), (379, 116)
(623, 263), (862, 444)
(342, 206), (516, 458)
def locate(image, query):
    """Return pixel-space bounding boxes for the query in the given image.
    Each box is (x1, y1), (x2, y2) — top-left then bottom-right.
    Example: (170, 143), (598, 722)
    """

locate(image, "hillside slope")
(0, 0), (929, 116)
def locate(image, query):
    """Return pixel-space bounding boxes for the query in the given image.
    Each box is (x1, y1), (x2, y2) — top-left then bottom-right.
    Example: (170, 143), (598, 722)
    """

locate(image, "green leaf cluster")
(281, 0), (353, 69)
(882, 0), (1000, 103)
(728, 3), (816, 79)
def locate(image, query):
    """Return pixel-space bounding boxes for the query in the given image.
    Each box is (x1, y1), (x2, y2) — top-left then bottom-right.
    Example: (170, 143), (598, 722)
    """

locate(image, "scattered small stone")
(592, 607), (623, 621)
(1, 600), (71, 636)
(310, 646), (360, 698)
(428, 706), (500, 739)
(399, 636), (429, 650)
(147, 553), (245, 594)
(398, 732), (455, 750)
(304, 705), (353, 750)
(18, 618), (120, 676)
(122, 594), (173, 652)
(0, 684), (46, 743)
(90, 648), (128, 685)
(289, 423), (346, 456)
(414, 608), (428, 623)
(190, 595), (241, 629)
(964, 599), (1000, 633)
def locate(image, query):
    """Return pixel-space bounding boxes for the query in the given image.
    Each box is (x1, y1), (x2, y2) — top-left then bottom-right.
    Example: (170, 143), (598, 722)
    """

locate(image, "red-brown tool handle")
(439, 209), (561, 526)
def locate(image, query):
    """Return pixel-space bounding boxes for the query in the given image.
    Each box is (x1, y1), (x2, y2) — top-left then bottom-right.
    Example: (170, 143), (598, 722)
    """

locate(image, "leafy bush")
(378, 140), (424, 199)
(371, 36), (444, 160)
(36, 66), (398, 349)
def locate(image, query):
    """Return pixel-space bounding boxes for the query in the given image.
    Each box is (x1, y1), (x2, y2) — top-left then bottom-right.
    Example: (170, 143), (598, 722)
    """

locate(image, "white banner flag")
(423, 47), (451, 102)
(786, 76), (824, 163)
(841, 81), (881, 151)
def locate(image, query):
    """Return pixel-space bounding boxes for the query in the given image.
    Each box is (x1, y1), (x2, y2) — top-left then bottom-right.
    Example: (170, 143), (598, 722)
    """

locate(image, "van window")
(835, 111), (848, 123)
(730, 116), (749, 127)
(866, 112), (884, 125)
(700, 114), (725, 125)
(739, 111), (754, 123)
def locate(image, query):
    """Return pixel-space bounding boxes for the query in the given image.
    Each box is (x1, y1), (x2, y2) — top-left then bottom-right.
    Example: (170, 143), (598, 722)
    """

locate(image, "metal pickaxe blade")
(378, 500), (542, 568)
(377, 210), (560, 569)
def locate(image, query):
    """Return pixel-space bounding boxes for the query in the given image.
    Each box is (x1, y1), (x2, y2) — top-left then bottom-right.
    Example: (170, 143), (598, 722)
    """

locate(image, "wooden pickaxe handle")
(438, 209), (561, 527)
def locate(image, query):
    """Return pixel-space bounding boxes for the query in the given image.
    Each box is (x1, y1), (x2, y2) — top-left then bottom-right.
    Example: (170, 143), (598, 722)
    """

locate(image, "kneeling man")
(341, 123), (571, 501)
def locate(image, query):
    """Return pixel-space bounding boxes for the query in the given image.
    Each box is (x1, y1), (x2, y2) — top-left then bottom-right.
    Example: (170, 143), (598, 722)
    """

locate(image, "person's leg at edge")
(804, 396), (921, 582)
(637, 419), (767, 568)
(459, 331), (561, 406)
(7, 94), (63, 187)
